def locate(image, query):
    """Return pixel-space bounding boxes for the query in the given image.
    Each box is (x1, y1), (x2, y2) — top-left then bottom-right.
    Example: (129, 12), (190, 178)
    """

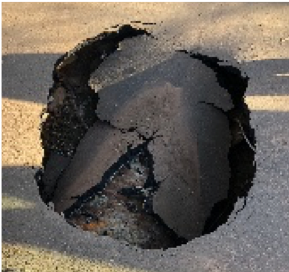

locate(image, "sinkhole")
(36, 24), (256, 249)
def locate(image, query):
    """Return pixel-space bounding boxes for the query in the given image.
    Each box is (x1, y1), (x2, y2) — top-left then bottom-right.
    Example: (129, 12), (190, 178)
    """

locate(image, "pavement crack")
(63, 127), (161, 219)
(198, 100), (228, 115)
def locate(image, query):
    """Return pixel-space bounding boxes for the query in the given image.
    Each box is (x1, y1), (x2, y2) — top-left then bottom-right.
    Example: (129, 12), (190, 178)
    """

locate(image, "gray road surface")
(2, 3), (289, 272)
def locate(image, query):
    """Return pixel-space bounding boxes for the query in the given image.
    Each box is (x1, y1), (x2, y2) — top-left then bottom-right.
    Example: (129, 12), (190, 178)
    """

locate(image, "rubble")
(36, 24), (256, 249)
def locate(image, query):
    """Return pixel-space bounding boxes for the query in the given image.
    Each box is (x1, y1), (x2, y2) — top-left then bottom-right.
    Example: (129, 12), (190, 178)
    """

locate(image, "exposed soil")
(67, 151), (185, 249)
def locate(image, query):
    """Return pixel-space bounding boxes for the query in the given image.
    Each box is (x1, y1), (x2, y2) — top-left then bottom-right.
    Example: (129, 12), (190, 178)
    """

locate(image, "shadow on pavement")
(2, 53), (289, 270)
(2, 53), (289, 104)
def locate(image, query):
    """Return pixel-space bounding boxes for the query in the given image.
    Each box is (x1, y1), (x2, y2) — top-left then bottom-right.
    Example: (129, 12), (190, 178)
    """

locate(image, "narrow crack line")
(235, 119), (257, 153)
(198, 100), (228, 115)
(235, 196), (247, 215)
(204, 201), (233, 233)
(96, 116), (163, 145)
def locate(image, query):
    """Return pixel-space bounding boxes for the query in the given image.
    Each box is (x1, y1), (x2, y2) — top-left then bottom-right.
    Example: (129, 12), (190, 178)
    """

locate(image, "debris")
(37, 24), (256, 249)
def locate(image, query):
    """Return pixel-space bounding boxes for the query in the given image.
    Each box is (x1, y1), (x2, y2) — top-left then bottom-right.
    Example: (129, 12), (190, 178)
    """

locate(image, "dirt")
(67, 151), (185, 249)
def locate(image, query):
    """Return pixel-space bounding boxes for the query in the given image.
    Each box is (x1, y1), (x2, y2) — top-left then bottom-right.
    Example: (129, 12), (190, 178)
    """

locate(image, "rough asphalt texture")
(51, 41), (233, 242)
(52, 120), (144, 213)
(2, 3), (289, 272)
(94, 50), (232, 240)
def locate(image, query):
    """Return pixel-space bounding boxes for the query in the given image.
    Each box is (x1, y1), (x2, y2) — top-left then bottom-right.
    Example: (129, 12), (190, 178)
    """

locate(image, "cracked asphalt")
(2, 3), (289, 272)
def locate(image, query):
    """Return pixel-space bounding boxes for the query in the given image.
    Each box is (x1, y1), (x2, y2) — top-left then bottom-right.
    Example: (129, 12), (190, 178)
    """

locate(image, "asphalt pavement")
(2, 3), (289, 272)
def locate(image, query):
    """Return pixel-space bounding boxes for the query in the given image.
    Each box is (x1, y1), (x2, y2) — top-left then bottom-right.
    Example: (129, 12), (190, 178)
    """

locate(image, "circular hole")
(36, 24), (256, 250)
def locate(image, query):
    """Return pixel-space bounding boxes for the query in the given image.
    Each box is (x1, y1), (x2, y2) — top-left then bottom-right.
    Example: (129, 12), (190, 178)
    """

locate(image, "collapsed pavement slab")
(41, 30), (241, 248)
(52, 120), (145, 213)
(95, 49), (233, 240)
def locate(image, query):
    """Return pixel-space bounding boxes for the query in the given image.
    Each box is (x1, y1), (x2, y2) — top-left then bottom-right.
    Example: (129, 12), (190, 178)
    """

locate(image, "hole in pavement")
(35, 24), (256, 249)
